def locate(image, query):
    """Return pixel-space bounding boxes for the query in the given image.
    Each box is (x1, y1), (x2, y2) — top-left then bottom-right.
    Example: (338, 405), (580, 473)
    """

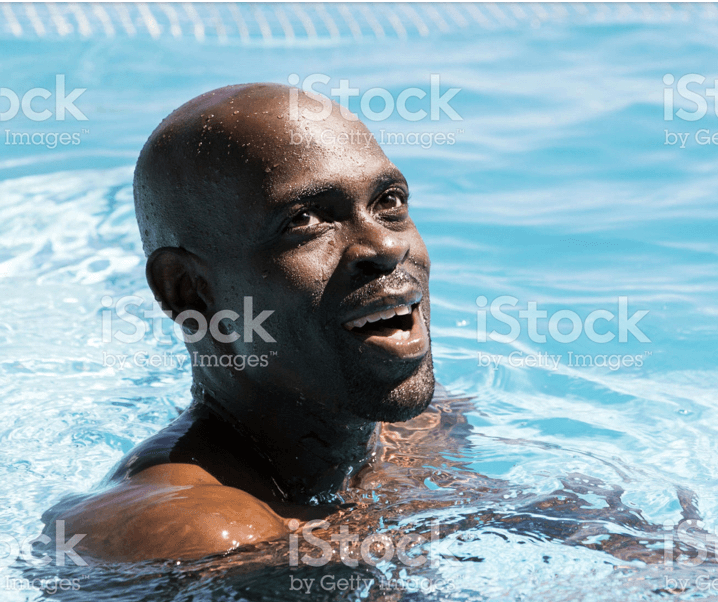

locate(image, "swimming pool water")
(2, 3), (718, 600)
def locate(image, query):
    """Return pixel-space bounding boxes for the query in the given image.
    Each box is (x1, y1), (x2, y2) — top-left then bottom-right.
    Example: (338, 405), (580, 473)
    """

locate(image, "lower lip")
(346, 305), (429, 360)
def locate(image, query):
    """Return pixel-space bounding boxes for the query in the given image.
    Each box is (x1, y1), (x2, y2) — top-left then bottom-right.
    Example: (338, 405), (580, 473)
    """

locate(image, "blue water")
(2, 3), (718, 600)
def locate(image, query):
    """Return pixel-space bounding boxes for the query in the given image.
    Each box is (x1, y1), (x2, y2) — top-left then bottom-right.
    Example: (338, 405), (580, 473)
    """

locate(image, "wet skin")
(49, 84), (435, 562)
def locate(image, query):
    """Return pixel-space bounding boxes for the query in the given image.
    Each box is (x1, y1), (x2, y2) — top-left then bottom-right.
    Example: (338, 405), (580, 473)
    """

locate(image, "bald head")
(134, 83), (386, 258)
(131, 83), (433, 425)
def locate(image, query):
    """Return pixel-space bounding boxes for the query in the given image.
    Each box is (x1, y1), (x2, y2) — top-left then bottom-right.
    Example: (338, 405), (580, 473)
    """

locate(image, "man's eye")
(288, 210), (321, 229)
(376, 191), (406, 211)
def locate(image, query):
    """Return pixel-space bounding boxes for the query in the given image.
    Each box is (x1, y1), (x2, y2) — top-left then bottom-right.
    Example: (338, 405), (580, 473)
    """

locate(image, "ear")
(146, 247), (213, 321)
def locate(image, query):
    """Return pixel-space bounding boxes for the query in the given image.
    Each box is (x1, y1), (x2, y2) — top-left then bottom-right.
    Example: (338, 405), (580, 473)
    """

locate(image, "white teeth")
(352, 317), (368, 328)
(344, 304), (413, 331)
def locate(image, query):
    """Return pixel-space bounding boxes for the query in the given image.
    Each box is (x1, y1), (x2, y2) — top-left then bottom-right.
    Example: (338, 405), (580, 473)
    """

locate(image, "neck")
(192, 379), (379, 505)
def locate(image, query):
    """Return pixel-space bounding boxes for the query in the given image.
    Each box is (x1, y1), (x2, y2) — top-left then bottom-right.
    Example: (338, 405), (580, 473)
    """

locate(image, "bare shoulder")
(55, 464), (289, 562)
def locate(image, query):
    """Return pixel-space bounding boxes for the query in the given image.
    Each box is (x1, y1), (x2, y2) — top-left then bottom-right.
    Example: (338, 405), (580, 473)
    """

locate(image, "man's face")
(202, 93), (434, 422)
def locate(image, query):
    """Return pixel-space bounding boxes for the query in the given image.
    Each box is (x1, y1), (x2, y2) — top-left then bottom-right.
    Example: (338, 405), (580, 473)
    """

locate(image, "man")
(49, 83), (436, 561)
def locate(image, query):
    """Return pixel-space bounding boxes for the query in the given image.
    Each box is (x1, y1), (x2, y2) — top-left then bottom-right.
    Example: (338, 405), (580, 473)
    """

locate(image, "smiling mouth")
(342, 302), (429, 358)
(344, 302), (415, 339)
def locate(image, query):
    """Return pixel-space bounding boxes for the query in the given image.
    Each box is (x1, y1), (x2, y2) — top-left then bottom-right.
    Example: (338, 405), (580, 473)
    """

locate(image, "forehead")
(265, 136), (405, 208)
(159, 87), (409, 240)
(210, 104), (406, 207)
(222, 89), (403, 203)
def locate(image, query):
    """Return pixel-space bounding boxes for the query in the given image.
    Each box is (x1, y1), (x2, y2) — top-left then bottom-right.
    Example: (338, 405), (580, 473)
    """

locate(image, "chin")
(344, 353), (436, 423)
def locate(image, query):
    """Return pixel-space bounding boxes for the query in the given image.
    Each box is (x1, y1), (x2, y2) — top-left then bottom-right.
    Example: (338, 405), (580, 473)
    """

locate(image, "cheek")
(270, 246), (339, 304)
(410, 229), (431, 274)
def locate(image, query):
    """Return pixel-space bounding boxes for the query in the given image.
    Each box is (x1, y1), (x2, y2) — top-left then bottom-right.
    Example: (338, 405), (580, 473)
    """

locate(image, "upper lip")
(339, 288), (422, 328)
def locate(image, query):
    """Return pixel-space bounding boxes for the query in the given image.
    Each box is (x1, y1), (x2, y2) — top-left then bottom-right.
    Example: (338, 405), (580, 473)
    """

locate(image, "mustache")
(338, 269), (423, 313)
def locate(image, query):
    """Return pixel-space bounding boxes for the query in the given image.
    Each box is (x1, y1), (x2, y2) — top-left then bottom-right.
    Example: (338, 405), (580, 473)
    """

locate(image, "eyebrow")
(271, 169), (408, 211)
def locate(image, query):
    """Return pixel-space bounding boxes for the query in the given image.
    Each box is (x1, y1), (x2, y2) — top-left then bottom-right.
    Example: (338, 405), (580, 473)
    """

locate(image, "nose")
(343, 221), (410, 279)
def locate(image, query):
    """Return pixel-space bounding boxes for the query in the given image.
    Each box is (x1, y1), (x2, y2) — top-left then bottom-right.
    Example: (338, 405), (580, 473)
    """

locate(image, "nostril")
(354, 259), (395, 277)
(344, 236), (410, 280)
